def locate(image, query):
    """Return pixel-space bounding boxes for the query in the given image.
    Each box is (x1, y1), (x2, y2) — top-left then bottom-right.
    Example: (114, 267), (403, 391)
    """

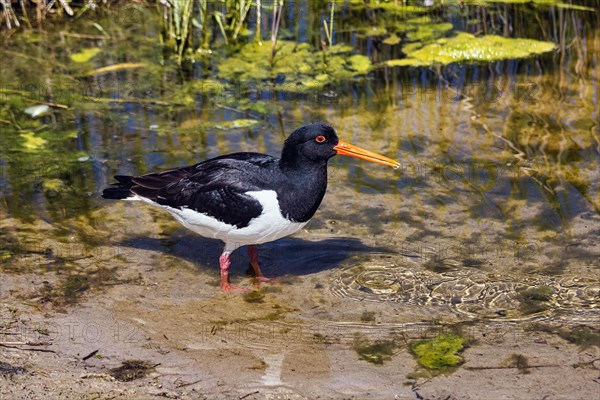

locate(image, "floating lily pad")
(348, 55), (372, 74)
(462, 0), (596, 11)
(359, 26), (388, 37)
(42, 178), (66, 194)
(217, 41), (372, 88)
(385, 58), (429, 67)
(350, 0), (428, 14)
(212, 119), (260, 130)
(383, 33), (401, 45)
(19, 131), (48, 150)
(328, 44), (355, 54)
(410, 334), (465, 369)
(406, 22), (453, 42)
(386, 33), (555, 66)
(70, 47), (101, 63)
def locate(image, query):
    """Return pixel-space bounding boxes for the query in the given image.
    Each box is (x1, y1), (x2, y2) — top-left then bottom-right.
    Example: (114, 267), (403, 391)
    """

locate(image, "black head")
(280, 123), (339, 167)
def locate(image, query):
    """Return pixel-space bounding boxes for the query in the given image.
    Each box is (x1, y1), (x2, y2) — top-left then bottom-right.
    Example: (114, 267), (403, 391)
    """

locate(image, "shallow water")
(0, 1), (598, 333)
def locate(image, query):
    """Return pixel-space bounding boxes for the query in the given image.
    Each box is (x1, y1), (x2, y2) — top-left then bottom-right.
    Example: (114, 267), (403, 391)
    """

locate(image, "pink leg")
(247, 244), (273, 283)
(219, 251), (247, 292)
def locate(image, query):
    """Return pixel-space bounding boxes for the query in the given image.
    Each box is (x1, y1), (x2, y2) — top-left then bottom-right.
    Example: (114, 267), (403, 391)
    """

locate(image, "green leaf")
(70, 48), (101, 63)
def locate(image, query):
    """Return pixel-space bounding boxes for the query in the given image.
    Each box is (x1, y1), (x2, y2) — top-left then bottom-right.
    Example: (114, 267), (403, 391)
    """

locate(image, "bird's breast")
(160, 190), (307, 248)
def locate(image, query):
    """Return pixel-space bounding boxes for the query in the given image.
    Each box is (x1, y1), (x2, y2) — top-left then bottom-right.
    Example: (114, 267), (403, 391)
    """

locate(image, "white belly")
(134, 190), (307, 250)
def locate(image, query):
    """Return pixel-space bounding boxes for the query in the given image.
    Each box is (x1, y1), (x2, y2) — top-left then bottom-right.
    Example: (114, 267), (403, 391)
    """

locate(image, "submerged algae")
(410, 334), (465, 369)
(109, 360), (156, 382)
(386, 33), (555, 66)
(504, 354), (532, 374)
(353, 335), (398, 365)
(527, 323), (600, 349)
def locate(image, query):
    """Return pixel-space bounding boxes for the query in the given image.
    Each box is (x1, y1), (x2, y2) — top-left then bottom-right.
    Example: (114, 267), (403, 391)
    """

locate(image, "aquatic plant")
(353, 335), (398, 365)
(323, 1), (335, 49)
(348, 0), (428, 14)
(157, 0), (291, 64)
(1, 0), (73, 29)
(504, 354), (531, 374)
(527, 323), (600, 349)
(243, 289), (266, 303)
(269, 0), (285, 67)
(386, 32), (555, 66)
(410, 334), (465, 369)
(217, 41), (372, 89)
(109, 360), (156, 382)
(160, 0), (194, 64)
(458, 0), (596, 11)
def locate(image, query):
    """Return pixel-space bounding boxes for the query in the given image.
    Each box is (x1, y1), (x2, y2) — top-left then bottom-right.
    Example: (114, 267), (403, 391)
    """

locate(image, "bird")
(102, 123), (400, 291)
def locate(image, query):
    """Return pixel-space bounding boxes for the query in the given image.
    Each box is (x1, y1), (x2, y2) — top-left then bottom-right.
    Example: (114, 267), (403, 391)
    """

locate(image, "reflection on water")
(0, 1), (598, 326)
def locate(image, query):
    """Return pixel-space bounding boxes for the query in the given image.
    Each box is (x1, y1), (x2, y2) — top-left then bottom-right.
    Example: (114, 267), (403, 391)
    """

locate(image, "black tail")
(102, 175), (135, 200)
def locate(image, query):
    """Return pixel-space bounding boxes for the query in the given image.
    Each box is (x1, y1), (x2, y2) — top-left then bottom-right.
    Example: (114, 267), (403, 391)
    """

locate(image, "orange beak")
(333, 140), (400, 168)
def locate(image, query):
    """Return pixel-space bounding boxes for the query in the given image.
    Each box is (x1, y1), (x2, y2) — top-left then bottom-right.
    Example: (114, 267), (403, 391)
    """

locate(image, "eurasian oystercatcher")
(102, 123), (400, 290)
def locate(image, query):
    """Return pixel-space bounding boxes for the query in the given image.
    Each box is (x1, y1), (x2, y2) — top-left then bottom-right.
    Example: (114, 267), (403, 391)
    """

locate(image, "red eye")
(315, 135), (326, 143)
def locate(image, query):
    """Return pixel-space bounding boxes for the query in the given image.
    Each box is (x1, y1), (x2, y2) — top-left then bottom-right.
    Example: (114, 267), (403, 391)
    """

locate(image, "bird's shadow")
(120, 232), (392, 277)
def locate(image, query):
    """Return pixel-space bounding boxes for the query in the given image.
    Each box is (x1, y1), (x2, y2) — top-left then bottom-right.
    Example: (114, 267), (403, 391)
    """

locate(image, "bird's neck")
(277, 159), (329, 223)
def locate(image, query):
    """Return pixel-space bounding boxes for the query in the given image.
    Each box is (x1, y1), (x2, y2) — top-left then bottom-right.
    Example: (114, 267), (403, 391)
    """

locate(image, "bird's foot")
(254, 276), (278, 283)
(252, 276), (281, 290)
(221, 282), (250, 292)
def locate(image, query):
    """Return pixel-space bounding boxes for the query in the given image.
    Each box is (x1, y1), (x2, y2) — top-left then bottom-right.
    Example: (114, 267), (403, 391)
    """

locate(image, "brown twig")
(82, 349), (99, 361)
(0, 341), (52, 346)
(0, 343), (55, 353)
(175, 378), (203, 388)
(239, 391), (259, 399)
(23, 98), (69, 109)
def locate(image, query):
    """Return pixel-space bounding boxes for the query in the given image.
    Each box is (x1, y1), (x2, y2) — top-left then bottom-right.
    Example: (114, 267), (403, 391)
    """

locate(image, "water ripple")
(330, 263), (599, 322)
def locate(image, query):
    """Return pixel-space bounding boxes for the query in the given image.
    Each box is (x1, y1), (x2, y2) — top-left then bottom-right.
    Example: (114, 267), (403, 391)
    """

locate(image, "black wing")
(132, 153), (279, 229)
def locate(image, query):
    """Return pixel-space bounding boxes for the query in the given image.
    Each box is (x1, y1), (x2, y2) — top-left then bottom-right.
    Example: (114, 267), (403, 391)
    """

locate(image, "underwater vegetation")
(410, 334), (466, 370)
(504, 354), (532, 374)
(109, 360), (157, 382)
(353, 334), (399, 365)
(527, 323), (600, 349)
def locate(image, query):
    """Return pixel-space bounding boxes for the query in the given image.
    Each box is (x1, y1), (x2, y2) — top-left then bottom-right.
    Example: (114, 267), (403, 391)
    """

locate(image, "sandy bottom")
(1, 199), (599, 400)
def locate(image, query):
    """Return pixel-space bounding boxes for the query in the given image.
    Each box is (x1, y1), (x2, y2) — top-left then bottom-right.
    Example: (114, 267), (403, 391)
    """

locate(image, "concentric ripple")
(330, 263), (600, 321)
(330, 263), (433, 304)
(354, 270), (402, 294)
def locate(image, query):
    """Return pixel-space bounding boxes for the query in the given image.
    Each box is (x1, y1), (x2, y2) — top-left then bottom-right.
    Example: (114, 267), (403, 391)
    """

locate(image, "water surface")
(1, 0), (598, 328)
